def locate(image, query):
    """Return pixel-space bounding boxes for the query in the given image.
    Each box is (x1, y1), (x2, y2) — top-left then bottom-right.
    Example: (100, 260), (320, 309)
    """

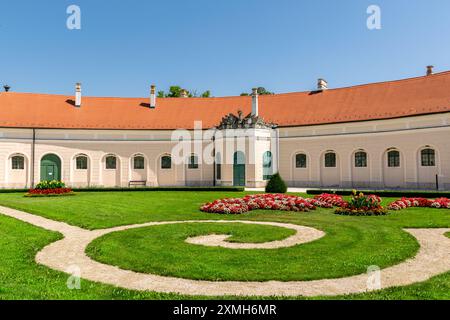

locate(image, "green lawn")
(0, 191), (448, 299)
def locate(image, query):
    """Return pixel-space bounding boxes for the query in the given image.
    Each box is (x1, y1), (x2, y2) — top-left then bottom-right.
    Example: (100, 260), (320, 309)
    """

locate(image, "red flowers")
(388, 197), (450, 210)
(313, 194), (346, 207)
(200, 194), (332, 214)
(27, 188), (73, 195)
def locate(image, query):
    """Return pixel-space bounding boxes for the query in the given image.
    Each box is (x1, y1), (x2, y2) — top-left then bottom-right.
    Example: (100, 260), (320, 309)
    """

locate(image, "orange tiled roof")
(1, 72), (450, 130)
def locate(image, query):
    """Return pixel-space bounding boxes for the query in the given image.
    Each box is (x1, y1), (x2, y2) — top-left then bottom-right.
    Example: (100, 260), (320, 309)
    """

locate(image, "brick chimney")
(251, 88), (259, 117)
(150, 84), (156, 108)
(426, 65), (434, 76)
(75, 83), (82, 107)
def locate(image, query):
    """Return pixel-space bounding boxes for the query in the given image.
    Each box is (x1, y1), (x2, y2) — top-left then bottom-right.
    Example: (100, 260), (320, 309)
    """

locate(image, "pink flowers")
(388, 197), (450, 211)
(201, 193), (450, 215)
(313, 193), (346, 207)
(200, 194), (332, 214)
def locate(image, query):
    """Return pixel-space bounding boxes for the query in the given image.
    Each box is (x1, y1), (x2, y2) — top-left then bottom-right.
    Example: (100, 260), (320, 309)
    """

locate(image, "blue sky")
(1, 0), (449, 97)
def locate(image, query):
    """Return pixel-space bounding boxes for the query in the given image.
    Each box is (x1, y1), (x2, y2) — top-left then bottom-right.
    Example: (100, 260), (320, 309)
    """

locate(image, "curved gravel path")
(0, 205), (449, 297)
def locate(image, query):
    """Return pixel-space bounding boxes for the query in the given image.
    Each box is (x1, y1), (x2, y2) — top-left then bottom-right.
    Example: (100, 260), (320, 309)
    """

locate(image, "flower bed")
(313, 193), (346, 207)
(334, 191), (388, 216)
(25, 180), (75, 197)
(388, 197), (450, 210)
(200, 194), (332, 214)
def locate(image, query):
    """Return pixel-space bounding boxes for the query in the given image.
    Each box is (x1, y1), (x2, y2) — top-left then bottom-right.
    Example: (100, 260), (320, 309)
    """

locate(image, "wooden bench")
(128, 180), (147, 187)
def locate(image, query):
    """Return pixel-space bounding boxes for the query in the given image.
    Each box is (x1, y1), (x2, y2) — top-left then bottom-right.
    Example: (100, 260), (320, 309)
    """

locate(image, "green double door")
(40, 154), (61, 181)
(233, 152), (246, 187)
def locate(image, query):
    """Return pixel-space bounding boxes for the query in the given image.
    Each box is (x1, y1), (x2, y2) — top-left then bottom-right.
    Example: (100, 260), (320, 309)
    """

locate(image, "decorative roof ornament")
(216, 109), (276, 130)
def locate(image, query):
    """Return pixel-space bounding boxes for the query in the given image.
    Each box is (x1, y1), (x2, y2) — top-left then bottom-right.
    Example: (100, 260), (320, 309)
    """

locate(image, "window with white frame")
(421, 148), (435, 167)
(105, 155), (117, 169)
(295, 153), (307, 168)
(387, 150), (400, 167)
(324, 152), (336, 168)
(133, 156), (145, 169)
(11, 155), (25, 170)
(76, 155), (88, 170)
(354, 151), (367, 168)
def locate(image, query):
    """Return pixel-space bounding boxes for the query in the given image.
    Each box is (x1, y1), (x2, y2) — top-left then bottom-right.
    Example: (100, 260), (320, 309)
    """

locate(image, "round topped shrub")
(265, 173), (288, 194)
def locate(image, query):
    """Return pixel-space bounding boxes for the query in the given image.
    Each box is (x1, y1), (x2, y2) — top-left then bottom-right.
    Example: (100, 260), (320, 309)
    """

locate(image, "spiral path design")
(0, 205), (449, 297)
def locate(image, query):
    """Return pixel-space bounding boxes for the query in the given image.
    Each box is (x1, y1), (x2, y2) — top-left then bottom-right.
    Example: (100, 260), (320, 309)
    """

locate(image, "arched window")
(324, 152), (336, 168)
(421, 149), (435, 167)
(263, 151), (273, 180)
(133, 155), (145, 170)
(215, 153), (222, 180)
(387, 150), (400, 167)
(105, 155), (117, 169)
(11, 155), (25, 170)
(76, 155), (88, 170)
(161, 155), (172, 169)
(295, 153), (307, 168)
(354, 151), (367, 168)
(188, 154), (199, 169)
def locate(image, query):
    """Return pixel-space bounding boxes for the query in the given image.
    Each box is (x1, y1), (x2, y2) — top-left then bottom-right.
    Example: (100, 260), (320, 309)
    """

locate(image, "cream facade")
(1, 111), (449, 190)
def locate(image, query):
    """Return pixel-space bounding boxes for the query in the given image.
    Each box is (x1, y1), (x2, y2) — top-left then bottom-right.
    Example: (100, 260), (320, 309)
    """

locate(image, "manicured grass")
(0, 214), (186, 299)
(0, 191), (258, 229)
(0, 191), (448, 299)
(86, 216), (417, 281)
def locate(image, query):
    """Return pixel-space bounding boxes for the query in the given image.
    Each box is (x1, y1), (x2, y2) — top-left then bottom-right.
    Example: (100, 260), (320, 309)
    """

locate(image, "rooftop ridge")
(2, 70), (449, 99)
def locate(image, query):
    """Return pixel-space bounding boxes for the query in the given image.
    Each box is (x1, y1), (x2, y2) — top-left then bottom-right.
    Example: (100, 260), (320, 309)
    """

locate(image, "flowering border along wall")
(200, 194), (333, 214)
(388, 197), (450, 210)
(201, 192), (450, 215)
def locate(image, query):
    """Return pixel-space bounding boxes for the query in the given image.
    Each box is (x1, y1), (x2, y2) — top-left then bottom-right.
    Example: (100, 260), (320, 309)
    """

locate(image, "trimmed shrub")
(265, 173), (288, 194)
(35, 180), (66, 190)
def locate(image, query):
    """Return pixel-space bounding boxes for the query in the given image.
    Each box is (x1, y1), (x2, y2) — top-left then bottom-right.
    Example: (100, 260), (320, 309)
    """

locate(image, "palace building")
(1, 67), (449, 190)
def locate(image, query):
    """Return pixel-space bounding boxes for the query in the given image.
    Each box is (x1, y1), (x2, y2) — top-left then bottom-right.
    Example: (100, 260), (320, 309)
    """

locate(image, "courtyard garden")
(0, 190), (448, 299)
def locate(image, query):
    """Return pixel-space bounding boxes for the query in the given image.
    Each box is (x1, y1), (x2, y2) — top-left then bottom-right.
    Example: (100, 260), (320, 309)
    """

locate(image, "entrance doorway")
(233, 151), (246, 186)
(40, 154), (62, 181)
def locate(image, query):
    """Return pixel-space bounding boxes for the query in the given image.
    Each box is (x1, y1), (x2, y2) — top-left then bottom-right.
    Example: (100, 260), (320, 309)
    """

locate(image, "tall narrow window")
(133, 156), (145, 169)
(421, 149), (435, 167)
(11, 156), (25, 170)
(76, 155), (88, 170)
(161, 155), (172, 169)
(295, 154), (307, 168)
(263, 151), (273, 180)
(354, 151), (367, 168)
(188, 154), (199, 169)
(324, 152), (336, 168)
(387, 150), (400, 167)
(105, 156), (117, 169)
(215, 153), (222, 180)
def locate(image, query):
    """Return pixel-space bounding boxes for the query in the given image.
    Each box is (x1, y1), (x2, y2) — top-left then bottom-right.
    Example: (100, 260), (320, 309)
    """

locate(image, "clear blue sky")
(1, 0), (449, 97)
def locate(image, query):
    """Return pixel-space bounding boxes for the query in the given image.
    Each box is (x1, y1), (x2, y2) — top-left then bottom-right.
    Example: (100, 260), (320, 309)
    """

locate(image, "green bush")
(35, 180), (66, 190)
(265, 173), (288, 194)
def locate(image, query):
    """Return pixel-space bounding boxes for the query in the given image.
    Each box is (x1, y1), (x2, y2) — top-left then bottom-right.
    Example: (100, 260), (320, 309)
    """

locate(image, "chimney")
(3, 85), (10, 92)
(251, 87), (259, 117)
(317, 78), (328, 91)
(180, 89), (189, 98)
(150, 84), (156, 108)
(75, 83), (82, 107)
(426, 65), (434, 76)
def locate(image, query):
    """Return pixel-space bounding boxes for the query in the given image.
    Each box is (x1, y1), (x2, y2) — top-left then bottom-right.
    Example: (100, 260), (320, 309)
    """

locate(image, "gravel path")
(0, 205), (449, 297)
